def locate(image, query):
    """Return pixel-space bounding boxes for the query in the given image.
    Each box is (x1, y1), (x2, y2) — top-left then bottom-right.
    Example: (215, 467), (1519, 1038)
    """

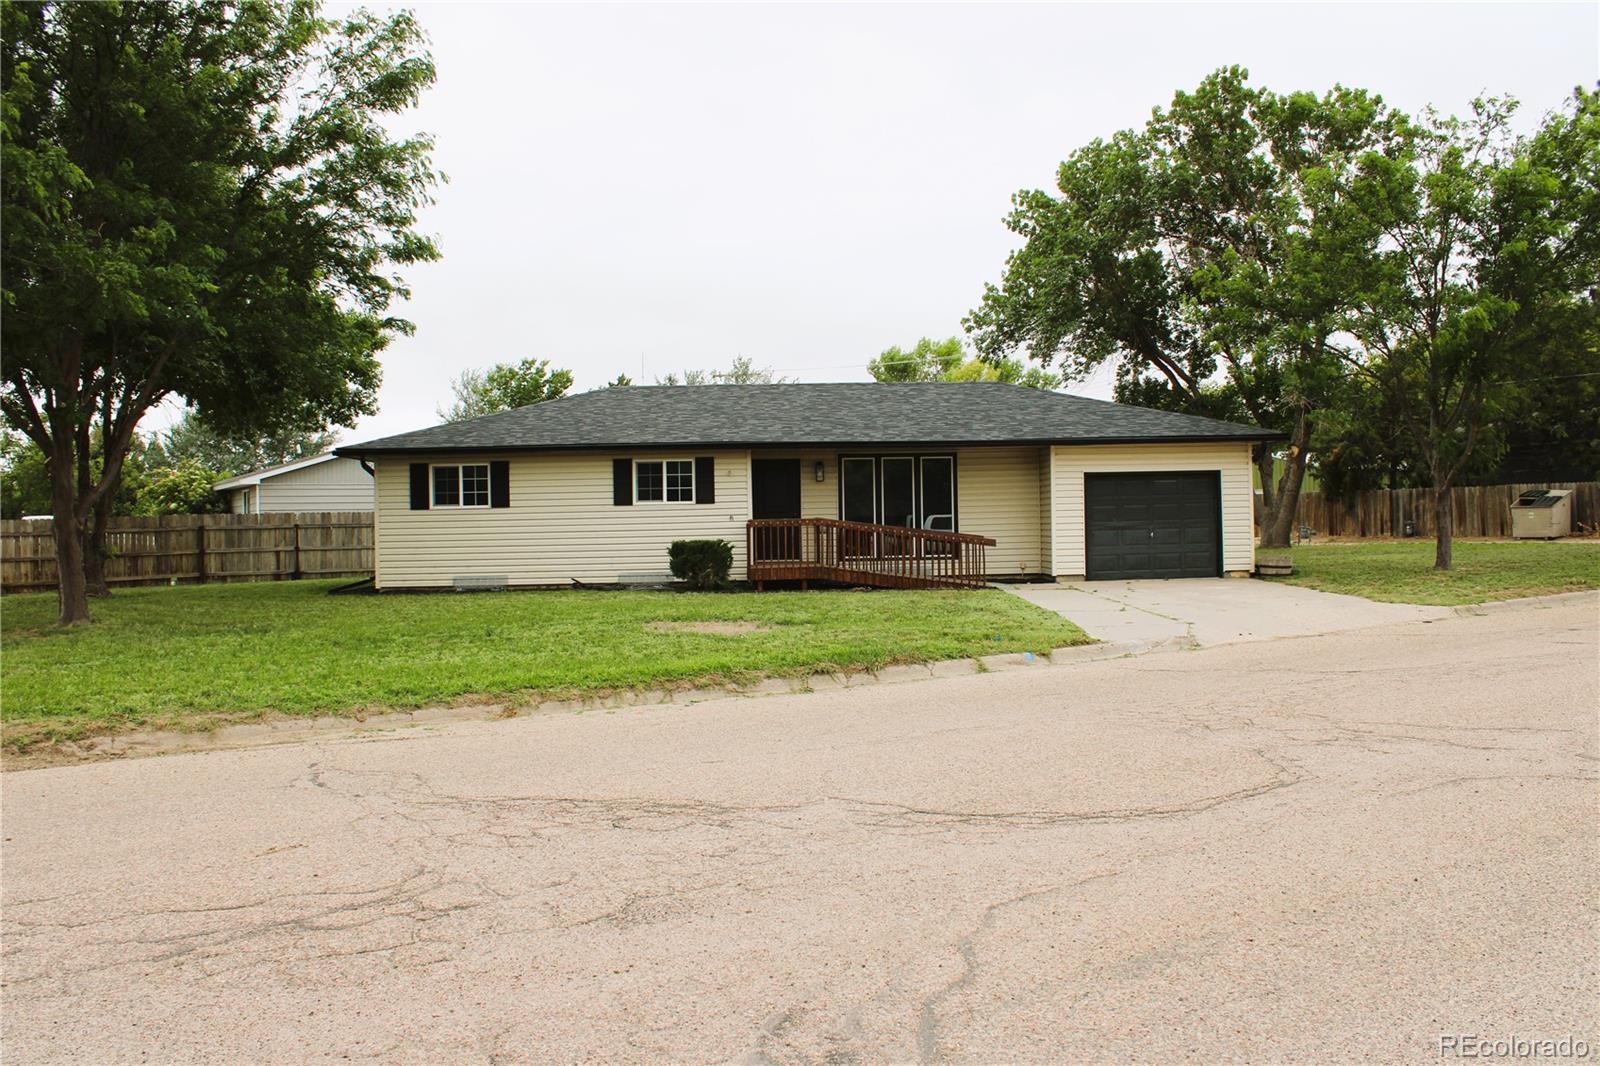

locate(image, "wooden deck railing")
(746, 518), (997, 589)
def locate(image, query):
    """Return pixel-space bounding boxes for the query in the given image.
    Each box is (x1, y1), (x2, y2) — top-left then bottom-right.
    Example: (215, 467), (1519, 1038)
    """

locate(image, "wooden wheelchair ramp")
(746, 518), (996, 590)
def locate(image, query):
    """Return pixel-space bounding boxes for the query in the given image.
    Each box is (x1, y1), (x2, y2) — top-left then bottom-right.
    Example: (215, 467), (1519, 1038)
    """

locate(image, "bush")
(668, 539), (733, 590)
(135, 460), (230, 515)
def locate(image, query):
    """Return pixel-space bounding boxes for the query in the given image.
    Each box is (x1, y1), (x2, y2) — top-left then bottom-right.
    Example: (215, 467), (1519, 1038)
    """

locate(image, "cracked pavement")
(3, 595), (1596, 1063)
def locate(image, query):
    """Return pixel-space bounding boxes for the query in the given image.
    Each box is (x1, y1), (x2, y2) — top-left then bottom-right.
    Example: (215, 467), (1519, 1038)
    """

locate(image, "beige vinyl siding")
(801, 453), (837, 519)
(228, 487), (253, 514)
(1040, 448), (1054, 572)
(954, 446), (1047, 577)
(257, 457), (375, 513)
(1050, 441), (1256, 577)
(372, 450), (750, 589)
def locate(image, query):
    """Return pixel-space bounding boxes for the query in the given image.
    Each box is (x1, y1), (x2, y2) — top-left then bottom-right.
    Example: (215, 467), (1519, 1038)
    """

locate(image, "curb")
(1450, 589), (1599, 617)
(17, 636), (1187, 769)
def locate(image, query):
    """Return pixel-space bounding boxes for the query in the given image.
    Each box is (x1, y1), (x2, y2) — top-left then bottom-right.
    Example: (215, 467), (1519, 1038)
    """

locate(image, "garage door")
(1085, 472), (1221, 580)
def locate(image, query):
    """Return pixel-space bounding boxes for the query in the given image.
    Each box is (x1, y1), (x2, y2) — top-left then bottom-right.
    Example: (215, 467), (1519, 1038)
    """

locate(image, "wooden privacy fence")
(1, 512), (374, 592)
(1286, 482), (1599, 539)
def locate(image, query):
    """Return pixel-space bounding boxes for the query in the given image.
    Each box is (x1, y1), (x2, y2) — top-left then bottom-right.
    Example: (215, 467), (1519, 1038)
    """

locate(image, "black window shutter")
(695, 456), (715, 504)
(612, 458), (633, 506)
(489, 461), (510, 508)
(409, 463), (430, 510)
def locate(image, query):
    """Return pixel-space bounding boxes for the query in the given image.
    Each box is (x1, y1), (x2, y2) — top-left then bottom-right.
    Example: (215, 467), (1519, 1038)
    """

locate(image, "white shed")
(215, 453), (375, 514)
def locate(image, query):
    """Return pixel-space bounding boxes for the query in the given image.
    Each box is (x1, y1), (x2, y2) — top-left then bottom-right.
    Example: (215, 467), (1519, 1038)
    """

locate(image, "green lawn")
(1264, 540), (1600, 605)
(1, 581), (1088, 744)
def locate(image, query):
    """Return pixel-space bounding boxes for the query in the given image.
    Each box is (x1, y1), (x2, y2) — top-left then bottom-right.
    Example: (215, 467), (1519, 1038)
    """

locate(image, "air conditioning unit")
(1509, 489), (1573, 540)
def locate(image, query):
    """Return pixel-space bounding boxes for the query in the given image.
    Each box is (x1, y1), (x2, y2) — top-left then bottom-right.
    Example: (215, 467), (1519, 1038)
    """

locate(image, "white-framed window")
(433, 463), (491, 508)
(635, 458), (695, 503)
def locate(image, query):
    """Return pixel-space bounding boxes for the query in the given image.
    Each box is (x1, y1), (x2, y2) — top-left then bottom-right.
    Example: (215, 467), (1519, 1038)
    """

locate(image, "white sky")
(267, 1), (1599, 442)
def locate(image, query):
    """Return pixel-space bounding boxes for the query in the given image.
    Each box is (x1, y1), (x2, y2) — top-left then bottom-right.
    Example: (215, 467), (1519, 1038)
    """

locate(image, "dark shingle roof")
(336, 382), (1281, 456)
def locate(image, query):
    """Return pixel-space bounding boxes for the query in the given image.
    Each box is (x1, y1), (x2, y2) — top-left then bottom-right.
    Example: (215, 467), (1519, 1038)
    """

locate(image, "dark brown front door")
(752, 459), (802, 561)
(752, 459), (802, 519)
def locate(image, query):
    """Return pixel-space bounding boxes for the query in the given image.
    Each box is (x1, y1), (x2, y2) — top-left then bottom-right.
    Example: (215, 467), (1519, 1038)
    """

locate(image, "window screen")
(461, 464), (490, 507)
(432, 465), (460, 507)
(636, 461), (664, 501)
(665, 460), (694, 502)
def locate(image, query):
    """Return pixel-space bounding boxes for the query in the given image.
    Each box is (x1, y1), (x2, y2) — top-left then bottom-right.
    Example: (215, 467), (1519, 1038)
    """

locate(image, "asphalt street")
(3, 595), (1596, 1063)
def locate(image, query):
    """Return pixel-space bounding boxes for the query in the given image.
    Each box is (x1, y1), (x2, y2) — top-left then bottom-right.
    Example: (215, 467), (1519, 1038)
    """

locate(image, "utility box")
(1509, 489), (1573, 539)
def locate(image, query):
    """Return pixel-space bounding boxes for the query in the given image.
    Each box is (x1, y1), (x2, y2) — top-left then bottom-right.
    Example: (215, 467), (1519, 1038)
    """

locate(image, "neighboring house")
(215, 453), (375, 514)
(334, 382), (1281, 591)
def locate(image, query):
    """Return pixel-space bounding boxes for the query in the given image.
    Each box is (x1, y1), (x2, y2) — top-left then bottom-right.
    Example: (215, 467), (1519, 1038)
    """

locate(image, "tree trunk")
(1433, 482), (1453, 571)
(82, 497), (113, 597)
(81, 465), (119, 597)
(49, 446), (92, 625)
(1260, 413), (1313, 549)
(1254, 445), (1276, 530)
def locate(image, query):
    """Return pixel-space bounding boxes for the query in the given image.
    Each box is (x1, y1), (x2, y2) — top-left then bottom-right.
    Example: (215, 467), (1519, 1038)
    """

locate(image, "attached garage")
(1084, 472), (1222, 580)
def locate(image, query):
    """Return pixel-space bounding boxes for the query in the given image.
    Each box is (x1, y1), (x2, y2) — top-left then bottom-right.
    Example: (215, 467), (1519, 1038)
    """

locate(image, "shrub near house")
(669, 540), (734, 590)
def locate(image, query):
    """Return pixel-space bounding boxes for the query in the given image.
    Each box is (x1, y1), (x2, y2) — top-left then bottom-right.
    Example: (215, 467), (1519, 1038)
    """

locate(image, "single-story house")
(215, 452), (375, 514)
(334, 382), (1281, 591)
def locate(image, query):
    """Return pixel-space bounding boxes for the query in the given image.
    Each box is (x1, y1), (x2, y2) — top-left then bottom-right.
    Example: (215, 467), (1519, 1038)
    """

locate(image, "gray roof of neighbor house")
(335, 382), (1282, 457)
(213, 451), (344, 490)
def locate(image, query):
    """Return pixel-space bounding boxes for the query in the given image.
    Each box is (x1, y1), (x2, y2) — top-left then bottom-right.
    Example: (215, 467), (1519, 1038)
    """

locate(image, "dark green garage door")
(1085, 472), (1222, 580)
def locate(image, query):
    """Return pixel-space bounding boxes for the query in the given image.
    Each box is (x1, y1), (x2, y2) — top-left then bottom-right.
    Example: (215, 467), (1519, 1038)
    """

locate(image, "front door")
(752, 459), (802, 560)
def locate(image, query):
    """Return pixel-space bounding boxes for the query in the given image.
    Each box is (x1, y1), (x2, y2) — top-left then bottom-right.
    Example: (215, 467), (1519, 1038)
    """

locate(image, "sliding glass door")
(920, 457), (954, 532)
(837, 454), (958, 556)
(841, 458), (877, 525)
(880, 458), (916, 528)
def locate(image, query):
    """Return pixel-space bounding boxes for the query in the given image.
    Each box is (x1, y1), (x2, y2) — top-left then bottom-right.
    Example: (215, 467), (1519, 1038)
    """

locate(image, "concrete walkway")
(1003, 577), (1453, 647)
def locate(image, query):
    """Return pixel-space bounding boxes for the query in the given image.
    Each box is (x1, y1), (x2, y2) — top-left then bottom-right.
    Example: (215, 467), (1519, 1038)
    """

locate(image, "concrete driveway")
(1005, 577), (1453, 646)
(2, 596), (1596, 1063)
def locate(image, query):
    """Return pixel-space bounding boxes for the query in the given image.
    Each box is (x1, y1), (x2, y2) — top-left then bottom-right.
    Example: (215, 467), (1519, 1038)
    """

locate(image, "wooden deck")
(746, 518), (997, 590)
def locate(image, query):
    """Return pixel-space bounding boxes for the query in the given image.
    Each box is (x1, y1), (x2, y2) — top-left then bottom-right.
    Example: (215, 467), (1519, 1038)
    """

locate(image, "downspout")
(358, 457), (378, 591)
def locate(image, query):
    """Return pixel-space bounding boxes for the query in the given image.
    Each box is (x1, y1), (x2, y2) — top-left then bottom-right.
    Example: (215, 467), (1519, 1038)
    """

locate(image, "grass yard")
(1, 580), (1088, 745)
(1265, 540), (1600, 605)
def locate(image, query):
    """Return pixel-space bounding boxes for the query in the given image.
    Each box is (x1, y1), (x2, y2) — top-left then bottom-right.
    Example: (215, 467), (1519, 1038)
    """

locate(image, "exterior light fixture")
(814, 461), (825, 483)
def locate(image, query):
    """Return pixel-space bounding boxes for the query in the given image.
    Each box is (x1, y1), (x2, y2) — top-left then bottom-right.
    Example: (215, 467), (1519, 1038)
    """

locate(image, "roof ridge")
(336, 381), (1282, 456)
(214, 450), (341, 488)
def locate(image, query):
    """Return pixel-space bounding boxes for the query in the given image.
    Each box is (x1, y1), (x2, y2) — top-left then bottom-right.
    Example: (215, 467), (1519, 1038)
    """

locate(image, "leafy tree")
(655, 356), (792, 385)
(1, 430), (50, 518)
(656, 368), (712, 386)
(966, 68), (1393, 546)
(1318, 299), (1600, 496)
(1486, 300), (1600, 482)
(945, 356), (1060, 389)
(438, 359), (574, 422)
(1, 1), (440, 623)
(604, 373), (633, 388)
(868, 337), (967, 382)
(162, 410), (337, 475)
(1335, 89), (1600, 568)
(965, 125), (1212, 397)
(134, 459), (229, 516)
(869, 336), (1060, 389)
(2, 428), (163, 544)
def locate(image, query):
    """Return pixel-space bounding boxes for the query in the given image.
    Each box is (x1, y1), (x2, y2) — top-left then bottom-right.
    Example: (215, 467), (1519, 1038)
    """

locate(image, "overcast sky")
(311, 1), (1597, 443)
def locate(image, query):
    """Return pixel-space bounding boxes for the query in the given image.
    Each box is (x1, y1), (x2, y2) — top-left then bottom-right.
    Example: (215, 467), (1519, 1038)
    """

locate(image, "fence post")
(292, 522), (302, 580)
